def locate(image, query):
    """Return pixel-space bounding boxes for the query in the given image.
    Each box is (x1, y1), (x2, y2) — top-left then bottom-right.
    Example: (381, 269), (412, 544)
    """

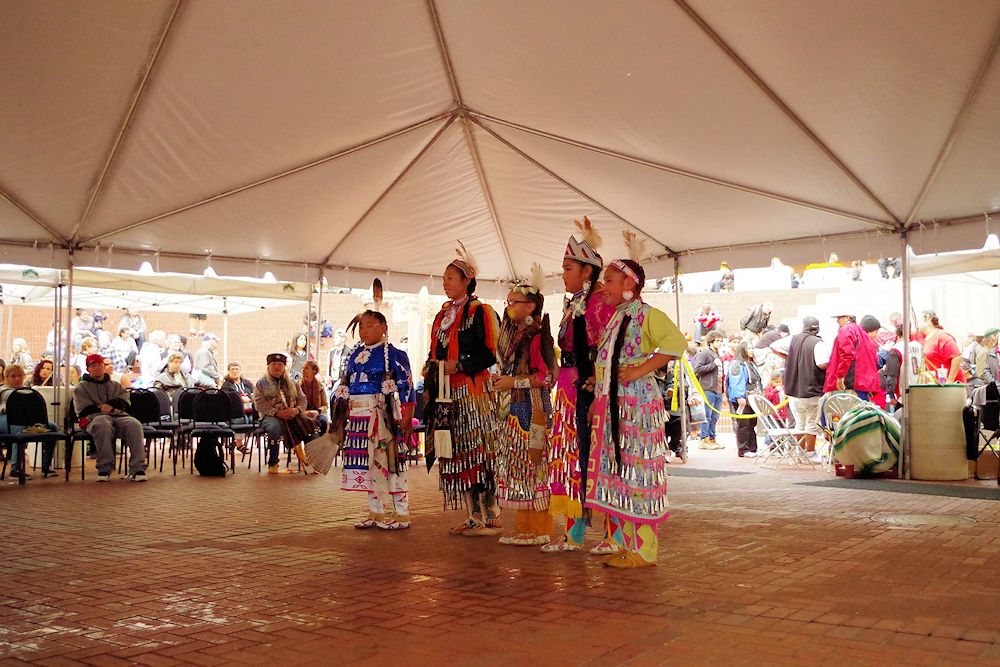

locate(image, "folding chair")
(187, 389), (236, 475)
(222, 387), (254, 474)
(820, 392), (864, 470)
(974, 382), (1000, 479)
(126, 389), (175, 474)
(65, 399), (92, 481)
(748, 394), (814, 469)
(2, 388), (70, 485)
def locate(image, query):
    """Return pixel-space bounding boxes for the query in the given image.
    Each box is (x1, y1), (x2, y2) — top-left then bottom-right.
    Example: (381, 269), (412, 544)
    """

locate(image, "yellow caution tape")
(680, 357), (789, 420)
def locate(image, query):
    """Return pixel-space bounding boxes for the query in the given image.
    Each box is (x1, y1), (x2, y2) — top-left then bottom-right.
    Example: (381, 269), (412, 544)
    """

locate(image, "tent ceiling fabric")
(2, 0), (1000, 285)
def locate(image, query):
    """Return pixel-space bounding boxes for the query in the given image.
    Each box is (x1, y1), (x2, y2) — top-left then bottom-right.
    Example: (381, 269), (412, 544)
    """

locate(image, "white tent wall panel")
(438, 0), (888, 222)
(688, 0), (1000, 221)
(0, 1), (174, 238)
(908, 219), (989, 256)
(330, 122), (509, 280)
(81, 119), (446, 262)
(79, 0), (454, 240)
(676, 232), (903, 274)
(0, 243), (69, 272)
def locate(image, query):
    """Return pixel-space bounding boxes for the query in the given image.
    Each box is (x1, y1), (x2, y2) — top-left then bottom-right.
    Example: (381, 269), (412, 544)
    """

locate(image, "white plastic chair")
(820, 392), (865, 469)
(748, 395), (814, 469)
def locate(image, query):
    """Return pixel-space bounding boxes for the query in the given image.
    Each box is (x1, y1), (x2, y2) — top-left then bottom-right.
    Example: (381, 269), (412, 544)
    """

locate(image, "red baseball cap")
(85, 353), (105, 367)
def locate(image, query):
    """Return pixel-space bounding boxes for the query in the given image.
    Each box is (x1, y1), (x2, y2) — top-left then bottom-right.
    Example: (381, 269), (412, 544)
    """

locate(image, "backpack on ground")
(194, 434), (228, 477)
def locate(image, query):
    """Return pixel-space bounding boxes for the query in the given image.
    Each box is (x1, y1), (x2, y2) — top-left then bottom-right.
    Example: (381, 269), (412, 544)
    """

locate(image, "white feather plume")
(575, 216), (603, 251)
(622, 230), (647, 263)
(455, 240), (479, 276)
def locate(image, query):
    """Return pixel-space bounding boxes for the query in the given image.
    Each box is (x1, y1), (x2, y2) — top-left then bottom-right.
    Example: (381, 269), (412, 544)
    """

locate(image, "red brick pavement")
(2, 436), (999, 666)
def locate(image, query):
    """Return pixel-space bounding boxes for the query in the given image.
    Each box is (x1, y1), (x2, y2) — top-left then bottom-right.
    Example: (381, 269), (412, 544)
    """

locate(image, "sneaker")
(354, 519), (378, 529)
(9, 470), (32, 480)
(126, 471), (149, 482)
(267, 465), (280, 475)
(377, 520), (412, 530)
(96, 472), (112, 482)
(740, 451), (758, 459)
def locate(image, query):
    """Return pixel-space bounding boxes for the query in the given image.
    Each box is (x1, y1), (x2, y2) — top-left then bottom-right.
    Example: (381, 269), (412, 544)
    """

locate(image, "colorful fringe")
(437, 383), (498, 510)
(341, 413), (373, 492)
(548, 371), (584, 518)
(585, 391), (670, 527)
(495, 396), (551, 512)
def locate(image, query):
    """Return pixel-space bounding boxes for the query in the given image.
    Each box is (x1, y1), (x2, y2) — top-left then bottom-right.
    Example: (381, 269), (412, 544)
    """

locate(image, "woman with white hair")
(9, 338), (33, 372)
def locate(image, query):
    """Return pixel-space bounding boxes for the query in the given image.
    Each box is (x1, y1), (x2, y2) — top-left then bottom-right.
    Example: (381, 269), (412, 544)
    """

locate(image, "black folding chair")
(127, 389), (176, 474)
(2, 388), (70, 485)
(974, 382), (1000, 480)
(222, 388), (255, 474)
(173, 388), (201, 471)
(149, 386), (180, 430)
(188, 389), (236, 475)
(64, 398), (92, 481)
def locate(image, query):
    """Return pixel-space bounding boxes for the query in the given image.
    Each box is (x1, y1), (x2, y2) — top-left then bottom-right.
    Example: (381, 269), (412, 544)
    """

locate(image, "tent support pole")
(3, 304), (12, 368)
(315, 270), (325, 376)
(673, 256), (687, 462)
(222, 297), (229, 371)
(900, 232), (911, 480)
(52, 276), (63, 429)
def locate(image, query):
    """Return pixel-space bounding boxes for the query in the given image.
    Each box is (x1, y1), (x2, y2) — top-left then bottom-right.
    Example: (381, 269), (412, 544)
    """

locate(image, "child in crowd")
(763, 370), (788, 425)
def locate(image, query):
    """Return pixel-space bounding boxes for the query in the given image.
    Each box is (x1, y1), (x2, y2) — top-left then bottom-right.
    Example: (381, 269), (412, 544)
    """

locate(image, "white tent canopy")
(3, 1), (1000, 290)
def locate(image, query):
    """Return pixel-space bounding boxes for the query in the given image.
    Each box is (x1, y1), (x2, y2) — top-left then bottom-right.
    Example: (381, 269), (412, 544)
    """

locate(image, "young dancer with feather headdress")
(543, 217), (619, 555)
(585, 231), (686, 568)
(490, 264), (558, 546)
(424, 243), (503, 536)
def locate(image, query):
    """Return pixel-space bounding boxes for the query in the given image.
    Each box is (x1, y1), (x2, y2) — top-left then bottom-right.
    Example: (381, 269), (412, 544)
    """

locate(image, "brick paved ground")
(3, 435), (999, 666)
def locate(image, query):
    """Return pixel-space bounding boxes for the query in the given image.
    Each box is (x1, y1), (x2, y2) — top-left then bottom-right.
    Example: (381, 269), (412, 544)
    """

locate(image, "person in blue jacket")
(727, 341), (761, 458)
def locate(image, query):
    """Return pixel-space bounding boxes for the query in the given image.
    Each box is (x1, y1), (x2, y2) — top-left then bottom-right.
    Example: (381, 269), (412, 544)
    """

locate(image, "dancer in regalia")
(335, 310), (416, 530)
(425, 243), (502, 536)
(544, 218), (618, 554)
(492, 264), (558, 546)
(585, 232), (687, 568)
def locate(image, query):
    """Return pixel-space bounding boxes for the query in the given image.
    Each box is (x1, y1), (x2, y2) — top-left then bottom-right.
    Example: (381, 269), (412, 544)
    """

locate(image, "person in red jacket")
(824, 313), (885, 409)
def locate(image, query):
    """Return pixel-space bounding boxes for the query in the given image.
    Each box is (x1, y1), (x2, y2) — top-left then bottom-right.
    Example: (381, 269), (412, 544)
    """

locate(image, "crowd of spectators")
(684, 292), (980, 462)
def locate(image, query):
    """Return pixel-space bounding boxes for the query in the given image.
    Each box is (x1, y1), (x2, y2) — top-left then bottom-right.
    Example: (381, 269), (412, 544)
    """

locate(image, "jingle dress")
(548, 289), (615, 543)
(494, 323), (555, 538)
(585, 300), (686, 563)
(338, 342), (416, 523)
(426, 297), (500, 513)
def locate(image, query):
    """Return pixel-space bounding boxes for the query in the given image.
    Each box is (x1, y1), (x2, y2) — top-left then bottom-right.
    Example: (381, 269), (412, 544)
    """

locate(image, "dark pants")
(576, 386), (595, 496)
(664, 415), (683, 456)
(734, 401), (758, 455)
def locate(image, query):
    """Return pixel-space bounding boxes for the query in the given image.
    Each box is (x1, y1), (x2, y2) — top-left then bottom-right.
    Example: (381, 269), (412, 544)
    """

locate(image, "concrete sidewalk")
(2, 437), (999, 666)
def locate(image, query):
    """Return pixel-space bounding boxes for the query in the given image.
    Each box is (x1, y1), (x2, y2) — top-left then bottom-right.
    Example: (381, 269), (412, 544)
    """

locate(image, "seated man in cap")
(253, 353), (311, 474)
(73, 353), (148, 482)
